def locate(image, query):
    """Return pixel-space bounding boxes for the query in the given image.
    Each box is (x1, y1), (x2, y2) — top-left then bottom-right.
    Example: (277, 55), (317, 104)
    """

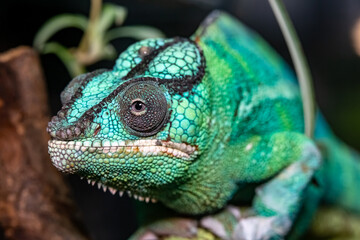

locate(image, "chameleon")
(47, 11), (360, 239)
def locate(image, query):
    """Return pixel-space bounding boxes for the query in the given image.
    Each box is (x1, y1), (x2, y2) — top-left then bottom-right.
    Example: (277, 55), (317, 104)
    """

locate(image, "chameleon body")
(47, 11), (360, 239)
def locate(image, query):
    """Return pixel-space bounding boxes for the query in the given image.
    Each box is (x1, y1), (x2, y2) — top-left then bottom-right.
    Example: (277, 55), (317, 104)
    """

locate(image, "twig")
(78, 0), (103, 52)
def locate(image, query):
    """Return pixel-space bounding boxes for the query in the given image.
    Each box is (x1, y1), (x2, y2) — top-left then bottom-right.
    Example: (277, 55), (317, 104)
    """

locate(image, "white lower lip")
(48, 139), (196, 159)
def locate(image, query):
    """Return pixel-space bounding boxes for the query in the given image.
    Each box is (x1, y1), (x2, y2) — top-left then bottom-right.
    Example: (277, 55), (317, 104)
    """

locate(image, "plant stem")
(89, 0), (102, 24)
(33, 14), (88, 51)
(79, 0), (103, 52)
(268, 0), (316, 138)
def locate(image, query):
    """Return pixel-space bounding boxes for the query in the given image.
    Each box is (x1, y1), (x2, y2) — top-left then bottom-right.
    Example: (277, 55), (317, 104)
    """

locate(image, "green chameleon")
(47, 11), (360, 239)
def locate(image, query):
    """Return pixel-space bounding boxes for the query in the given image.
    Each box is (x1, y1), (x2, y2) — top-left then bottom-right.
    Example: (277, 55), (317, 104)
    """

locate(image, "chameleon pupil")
(134, 102), (143, 110)
(132, 101), (146, 114)
(130, 99), (147, 116)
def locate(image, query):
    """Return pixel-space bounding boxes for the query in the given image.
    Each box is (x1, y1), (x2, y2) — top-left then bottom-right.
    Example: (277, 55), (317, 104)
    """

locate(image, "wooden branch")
(0, 47), (90, 240)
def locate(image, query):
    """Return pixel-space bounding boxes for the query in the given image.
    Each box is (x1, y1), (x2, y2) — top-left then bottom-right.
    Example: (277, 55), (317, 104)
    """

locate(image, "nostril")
(93, 125), (101, 137)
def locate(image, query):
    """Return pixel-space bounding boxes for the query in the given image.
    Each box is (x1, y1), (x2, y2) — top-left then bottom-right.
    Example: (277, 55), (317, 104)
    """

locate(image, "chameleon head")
(47, 37), (211, 205)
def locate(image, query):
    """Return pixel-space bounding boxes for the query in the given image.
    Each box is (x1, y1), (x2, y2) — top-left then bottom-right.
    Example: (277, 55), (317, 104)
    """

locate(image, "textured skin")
(47, 11), (360, 239)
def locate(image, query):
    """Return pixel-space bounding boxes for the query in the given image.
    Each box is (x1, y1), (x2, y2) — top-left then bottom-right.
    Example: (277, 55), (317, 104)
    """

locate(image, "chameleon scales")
(47, 11), (360, 239)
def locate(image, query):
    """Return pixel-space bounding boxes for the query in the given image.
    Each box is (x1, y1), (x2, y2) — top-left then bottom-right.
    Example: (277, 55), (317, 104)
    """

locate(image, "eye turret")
(119, 81), (169, 137)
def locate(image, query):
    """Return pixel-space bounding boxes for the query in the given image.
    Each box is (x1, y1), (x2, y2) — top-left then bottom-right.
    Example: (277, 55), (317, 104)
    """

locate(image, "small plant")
(268, 0), (316, 138)
(33, 0), (165, 77)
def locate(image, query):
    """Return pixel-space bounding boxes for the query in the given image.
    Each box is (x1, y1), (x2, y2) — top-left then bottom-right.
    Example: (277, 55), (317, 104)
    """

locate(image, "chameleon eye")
(138, 46), (153, 58)
(120, 81), (169, 136)
(130, 99), (147, 116)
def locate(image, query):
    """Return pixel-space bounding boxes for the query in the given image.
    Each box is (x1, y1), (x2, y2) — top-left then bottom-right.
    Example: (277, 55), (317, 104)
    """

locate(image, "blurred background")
(1, 0), (360, 239)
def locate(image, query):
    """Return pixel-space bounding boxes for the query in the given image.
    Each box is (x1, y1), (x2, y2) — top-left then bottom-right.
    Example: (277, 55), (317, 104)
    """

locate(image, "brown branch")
(0, 46), (90, 240)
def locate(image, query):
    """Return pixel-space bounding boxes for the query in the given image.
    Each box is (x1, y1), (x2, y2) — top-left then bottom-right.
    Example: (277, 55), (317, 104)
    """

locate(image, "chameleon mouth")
(49, 138), (196, 158)
(48, 139), (197, 173)
(48, 139), (197, 203)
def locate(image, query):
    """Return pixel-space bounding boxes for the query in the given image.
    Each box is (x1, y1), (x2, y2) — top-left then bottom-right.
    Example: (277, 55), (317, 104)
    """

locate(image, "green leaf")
(98, 3), (127, 35)
(101, 44), (117, 60)
(33, 14), (88, 51)
(42, 42), (85, 77)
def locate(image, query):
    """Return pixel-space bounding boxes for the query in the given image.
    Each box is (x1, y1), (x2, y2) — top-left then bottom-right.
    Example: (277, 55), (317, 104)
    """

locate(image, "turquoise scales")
(47, 11), (360, 239)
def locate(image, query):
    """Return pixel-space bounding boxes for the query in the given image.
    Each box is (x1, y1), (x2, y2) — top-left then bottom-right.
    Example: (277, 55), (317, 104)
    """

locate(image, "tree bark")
(0, 46), (90, 240)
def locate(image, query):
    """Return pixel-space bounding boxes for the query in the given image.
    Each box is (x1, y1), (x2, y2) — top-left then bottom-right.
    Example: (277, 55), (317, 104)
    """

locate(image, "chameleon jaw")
(48, 138), (197, 169)
(48, 138), (197, 202)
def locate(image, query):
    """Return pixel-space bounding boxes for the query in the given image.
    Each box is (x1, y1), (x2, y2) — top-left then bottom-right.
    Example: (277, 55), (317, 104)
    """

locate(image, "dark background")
(1, 0), (360, 239)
